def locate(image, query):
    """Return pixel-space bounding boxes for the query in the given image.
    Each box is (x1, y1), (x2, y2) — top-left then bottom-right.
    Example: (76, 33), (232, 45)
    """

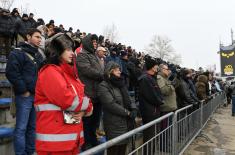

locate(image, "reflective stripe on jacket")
(34, 63), (93, 152)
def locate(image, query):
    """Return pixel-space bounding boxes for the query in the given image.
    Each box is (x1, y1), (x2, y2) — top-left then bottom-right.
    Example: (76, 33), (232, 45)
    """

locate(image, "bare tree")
(102, 23), (119, 43)
(167, 53), (182, 65)
(145, 35), (182, 64)
(0, 0), (15, 9)
(20, 3), (30, 15)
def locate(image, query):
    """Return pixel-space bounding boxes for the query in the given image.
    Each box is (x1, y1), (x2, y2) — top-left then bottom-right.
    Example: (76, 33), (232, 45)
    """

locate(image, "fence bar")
(80, 92), (226, 155)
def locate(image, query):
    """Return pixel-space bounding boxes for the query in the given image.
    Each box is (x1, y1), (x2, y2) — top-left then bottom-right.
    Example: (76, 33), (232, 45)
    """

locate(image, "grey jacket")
(76, 34), (103, 100)
(157, 73), (177, 112)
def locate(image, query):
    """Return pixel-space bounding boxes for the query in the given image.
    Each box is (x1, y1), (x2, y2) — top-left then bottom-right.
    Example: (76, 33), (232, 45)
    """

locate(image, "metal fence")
(80, 92), (226, 155)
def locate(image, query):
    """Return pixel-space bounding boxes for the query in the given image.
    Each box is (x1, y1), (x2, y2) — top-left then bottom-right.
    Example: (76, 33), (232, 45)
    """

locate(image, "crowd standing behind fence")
(0, 7), (234, 155)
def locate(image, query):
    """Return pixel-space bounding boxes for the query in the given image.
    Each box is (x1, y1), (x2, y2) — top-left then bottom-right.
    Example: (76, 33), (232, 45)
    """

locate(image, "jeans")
(14, 95), (36, 155)
(232, 95), (235, 114)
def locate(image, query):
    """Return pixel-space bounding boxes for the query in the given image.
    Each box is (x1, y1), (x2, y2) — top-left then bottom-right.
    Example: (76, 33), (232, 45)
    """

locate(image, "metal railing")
(80, 92), (226, 155)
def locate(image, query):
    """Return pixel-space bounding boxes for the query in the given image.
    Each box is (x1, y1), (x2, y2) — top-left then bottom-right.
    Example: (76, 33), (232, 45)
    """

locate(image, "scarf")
(109, 74), (131, 110)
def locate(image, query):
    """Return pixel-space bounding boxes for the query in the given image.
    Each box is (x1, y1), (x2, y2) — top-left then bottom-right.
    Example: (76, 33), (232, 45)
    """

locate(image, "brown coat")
(195, 75), (208, 100)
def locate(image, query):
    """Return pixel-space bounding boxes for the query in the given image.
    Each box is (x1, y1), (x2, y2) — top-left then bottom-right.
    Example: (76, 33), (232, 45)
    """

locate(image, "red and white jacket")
(34, 62), (93, 152)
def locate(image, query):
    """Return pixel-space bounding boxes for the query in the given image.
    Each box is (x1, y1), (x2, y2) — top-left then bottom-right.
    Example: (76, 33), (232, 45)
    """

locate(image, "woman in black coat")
(98, 61), (137, 155)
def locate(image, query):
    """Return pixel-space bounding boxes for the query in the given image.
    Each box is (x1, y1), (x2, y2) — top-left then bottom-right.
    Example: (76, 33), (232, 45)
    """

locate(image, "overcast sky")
(11, 0), (235, 72)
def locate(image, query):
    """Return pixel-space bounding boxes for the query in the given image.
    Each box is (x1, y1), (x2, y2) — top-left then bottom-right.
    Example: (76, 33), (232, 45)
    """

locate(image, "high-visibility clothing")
(34, 63), (93, 152)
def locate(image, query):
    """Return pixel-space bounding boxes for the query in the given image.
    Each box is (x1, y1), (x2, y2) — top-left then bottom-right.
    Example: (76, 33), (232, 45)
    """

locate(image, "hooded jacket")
(76, 34), (103, 100)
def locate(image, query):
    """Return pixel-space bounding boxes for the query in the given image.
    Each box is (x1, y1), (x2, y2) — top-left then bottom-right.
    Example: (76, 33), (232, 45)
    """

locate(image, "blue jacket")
(105, 55), (122, 71)
(6, 42), (43, 95)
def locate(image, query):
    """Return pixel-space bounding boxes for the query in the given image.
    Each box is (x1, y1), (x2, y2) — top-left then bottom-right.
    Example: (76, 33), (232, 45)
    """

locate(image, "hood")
(18, 42), (38, 56)
(82, 34), (98, 53)
(198, 75), (208, 83)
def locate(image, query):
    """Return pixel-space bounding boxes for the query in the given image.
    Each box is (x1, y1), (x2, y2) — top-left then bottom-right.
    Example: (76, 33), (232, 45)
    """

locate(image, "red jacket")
(34, 63), (93, 152)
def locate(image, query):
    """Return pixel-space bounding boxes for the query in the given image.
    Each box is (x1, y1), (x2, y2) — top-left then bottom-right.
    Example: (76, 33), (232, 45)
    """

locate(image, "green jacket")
(157, 73), (177, 112)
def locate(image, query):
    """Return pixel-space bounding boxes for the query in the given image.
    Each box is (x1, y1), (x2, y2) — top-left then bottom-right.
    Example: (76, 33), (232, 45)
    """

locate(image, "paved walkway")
(183, 103), (235, 155)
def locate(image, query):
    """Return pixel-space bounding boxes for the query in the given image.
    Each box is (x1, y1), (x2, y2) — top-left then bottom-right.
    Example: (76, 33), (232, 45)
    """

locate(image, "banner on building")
(220, 45), (235, 77)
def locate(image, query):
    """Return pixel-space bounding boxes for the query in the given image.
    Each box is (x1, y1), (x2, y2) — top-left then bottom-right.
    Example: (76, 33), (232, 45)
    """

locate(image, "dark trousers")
(107, 144), (127, 155)
(142, 114), (160, 155)
(160, 111), (173, 152)
(82, 100), (102, 150)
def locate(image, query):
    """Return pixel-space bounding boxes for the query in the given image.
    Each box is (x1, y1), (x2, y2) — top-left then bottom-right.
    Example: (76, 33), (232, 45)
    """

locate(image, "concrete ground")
(183, 103), (235, 155)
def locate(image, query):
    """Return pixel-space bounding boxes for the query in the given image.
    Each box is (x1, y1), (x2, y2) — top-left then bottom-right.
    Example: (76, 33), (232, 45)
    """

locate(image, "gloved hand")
(193, 102), (199, 109)
(129, 110), (138, 120)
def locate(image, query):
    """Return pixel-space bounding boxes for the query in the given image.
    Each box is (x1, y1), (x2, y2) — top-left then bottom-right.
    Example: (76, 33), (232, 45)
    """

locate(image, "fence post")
(172, 111), (178, 155)
(200, 101), (203, 128)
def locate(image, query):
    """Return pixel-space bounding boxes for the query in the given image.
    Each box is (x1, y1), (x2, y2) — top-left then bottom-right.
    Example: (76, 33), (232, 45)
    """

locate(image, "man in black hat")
(138, 57), (164, 155)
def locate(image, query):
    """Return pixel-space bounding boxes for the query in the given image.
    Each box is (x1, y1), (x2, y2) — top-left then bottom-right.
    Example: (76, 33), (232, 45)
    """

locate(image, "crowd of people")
(1, 7), (234, 155)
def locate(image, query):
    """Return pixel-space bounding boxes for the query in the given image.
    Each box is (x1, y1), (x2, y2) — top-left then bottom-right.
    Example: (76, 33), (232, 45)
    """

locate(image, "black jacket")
(76, 34), (103, 100)
(175, 78), (196, 108)
(16, 19), (31, 37)
(0, 15), (15, 37)
(138, 73), (164, 123)
(6, 42), (43, 95)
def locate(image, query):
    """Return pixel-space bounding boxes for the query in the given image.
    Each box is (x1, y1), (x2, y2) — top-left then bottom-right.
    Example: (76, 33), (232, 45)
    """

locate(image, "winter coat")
(34, 63), (93, 152)
(16, 19), (32, 38)
(0, 15), (15, 37)
(28, 18), (37, 28)
(175, 78), (196, 108)
(157, 73), (177, 112)
(98, 81), (130, 142)
(120, 58), (129, 86)
(138, 73), (164, 123)
(76, 34), (104, 100)
(195, 75), (208, 100)
(6, 42), (44, 95)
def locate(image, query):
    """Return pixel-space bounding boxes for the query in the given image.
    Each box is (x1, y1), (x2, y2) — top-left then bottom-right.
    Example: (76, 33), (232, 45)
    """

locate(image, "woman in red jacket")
(34, 33), (93, 155)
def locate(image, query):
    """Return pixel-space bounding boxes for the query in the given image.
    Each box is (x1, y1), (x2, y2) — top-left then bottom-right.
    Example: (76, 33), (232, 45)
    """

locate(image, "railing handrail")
(80, 92), (226, 155)
(80, 112), (174, 155)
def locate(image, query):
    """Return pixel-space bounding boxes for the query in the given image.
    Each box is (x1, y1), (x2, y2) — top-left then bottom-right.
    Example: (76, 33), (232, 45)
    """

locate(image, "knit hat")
(145, 58), (157, 70)
(22, 13), (28, 18)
